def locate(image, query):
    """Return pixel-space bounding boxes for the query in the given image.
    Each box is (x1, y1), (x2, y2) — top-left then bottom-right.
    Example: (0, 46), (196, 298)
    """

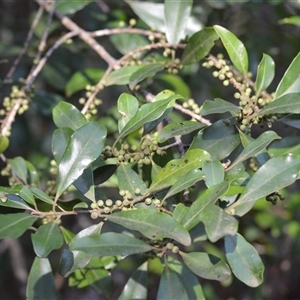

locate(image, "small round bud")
(91, 211), (98, 219)
(172, 246), (179, 253)
(166, 242), (174, 250)
(129, 18), (136, 26)
(97, 200), (104, 207)
(105, 199), (113, 207)
(91, 202), (98, 209)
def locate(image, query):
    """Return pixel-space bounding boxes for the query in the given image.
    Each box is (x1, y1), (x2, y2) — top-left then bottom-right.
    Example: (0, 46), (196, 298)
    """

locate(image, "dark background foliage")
(1, 1), (300, 299)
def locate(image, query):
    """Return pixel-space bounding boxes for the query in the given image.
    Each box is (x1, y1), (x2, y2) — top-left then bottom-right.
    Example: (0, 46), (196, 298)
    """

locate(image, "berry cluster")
(266, 191), (285, 205)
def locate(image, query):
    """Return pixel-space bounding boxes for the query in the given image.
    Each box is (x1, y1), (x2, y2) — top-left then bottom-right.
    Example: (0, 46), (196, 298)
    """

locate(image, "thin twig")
(35, 0), (117, 67)
(0, 6), (44, 89)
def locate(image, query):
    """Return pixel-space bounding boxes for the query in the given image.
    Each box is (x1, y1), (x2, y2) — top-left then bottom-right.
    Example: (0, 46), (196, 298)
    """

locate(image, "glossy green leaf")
(182, 181), (230, 230)
(274, 52), (300, 99)
(106, 65), (142, 86)
(0, 136), (9, 153)
(9, 156), (28, 184)
(55, 121), (107, 199)
(279, 16), (300, 26)
(164, 0), (192, 44)
(279, 114), (300, 129)
(0, 213), (38, 239)
(52, 127), (73, 163)
(191, 120), (240, 160)
(65, 68), (105, 97)
(144, 107), (173, 135)
(94, 164), (118, 185)
(26, 257), (58, 300)
(117, 164), (147, 196)
(159, 121), (206, 143)
(110, 33), (147, 55)
(128, 2), (165, 32)
(172, 203), (189, 224)
(228, 131), (281, 170)
(117, 92), (179, 142)
(0, 194), (32, 210)
(149, 149), (210, 193)
(59, 224), (103, 277)
(31, 222), (64, 257)
(83, 257), (112, 299)
(129, 63), (164, 90)
(213, 25), (248, 75)
(118, 93), (139, 133)
(224, 234), (264, 287)
(229, 155), (300, 216)
(268, 136), (300, 158)
(107, 209), (191, 246)
(182, 27), (219, 64)
(201, 98), (240, 116)
(30, 187), (54, 205)
(259, 93), (300, 115)
(167, 257), (205, 300)
(255, 54), (275, 96)
(19, 185), (36, 206)
(163, 169), (205, 200)
(199, 205), (238, 242)
(180, 251), (231, 281)
(26, 161), (39, 186)
(118, 261), (148, 300)
(73, 167), (95, 202)
(52, 101), (87, 130)
(156, 74), (191, 98)
(157, 266), (188, 300)
(69, 232), (153, 256)
(203, 160), (224, 188)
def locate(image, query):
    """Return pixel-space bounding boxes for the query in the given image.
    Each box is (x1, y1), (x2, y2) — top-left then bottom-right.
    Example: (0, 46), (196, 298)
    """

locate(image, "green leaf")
(65, 68), (105, 97)
(129, 63), (164, 90)
(110, 33), (148, 55)
(191, 120), (240, 160)
(228, 155), (300, 216)
(255, 54), (275, 96)
(163, 169), (205, 201)
(149, 149), (210, 193)
(199, 205), (238, 242)
(94, 164), (118, 185)
(201, 98), (240, 116)
(158, 121), (206, 143)
(73, 167), (95, 202)
(213, 25), (248, 75)
(279, 114), (300, 129)
(172, 203), (189, 224)
(31, 222), (64, 257)
(83, 257), (113, 299)
(117, 164), (147, 196)
(26, 161), (39, 186)
(182, 27), (219, 64)
(157, 266), (188, 300)
(56, 121), (107, 199)
(9, 156), (28, 184)
(69, 232), (153, 256)
(52, 127), (73, 163)
(279, 16), (300, 27)
(0, 213), (38, 239)
(182, 181), (230, 230)
(30, 187), (54, 205)
(164, 0), (192, 44)
(118, 261), (148, 300)
(259, 93), (300, 115)
(107, 209), (191, 246)
(224, 234), (264, 287)
(203, 160), (224, 188)
(19, 185), (36, 206)
(106, 66), (142, 86)
(228, 131), (281, 170)
(274, 52), (300, 99)
(156, 74), (191, 98)
(268, 136), (300, 158)
(56, 0), (92, 14)
(180, 251), (231, 281)
(0, 194), (32, 210)
(59, 224), (103, 277)
(167, 257), (205, 300)
(26, 257), (58, 300)
(117, 92), (179, 142)
(52, 101), (87, 130)
(0, 135), (9, 154)
(117, 93), (139, 133)
(128, 2), (165, 32)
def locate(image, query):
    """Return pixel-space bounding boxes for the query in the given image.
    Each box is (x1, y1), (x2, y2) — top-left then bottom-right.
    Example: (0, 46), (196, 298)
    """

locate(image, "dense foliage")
(1, 1), (300, 299)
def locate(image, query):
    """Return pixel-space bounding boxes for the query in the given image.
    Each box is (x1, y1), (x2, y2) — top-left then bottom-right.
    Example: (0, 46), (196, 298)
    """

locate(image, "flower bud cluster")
(266, 191), (285, 205)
